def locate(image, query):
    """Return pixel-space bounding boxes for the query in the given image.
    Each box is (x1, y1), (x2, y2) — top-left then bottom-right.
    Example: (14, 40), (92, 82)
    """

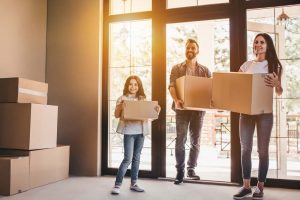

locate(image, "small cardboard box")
(212, 72), (273, 115)
(176, 76), (212, 110)
(0, 77), (48, 104)
(0, 103), (58, 150)
(122, 100), (159, 120)
(0, 156), (30, 196)
(0, 146), (70, 189)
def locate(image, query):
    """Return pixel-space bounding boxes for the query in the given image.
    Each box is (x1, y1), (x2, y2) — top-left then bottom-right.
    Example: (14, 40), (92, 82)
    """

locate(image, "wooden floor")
(1, 176), (299, 200)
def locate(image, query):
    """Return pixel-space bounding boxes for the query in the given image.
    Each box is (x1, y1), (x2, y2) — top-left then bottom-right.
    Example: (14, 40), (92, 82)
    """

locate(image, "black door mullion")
(152, 0), (167, 178)
(229, 0), (247, 184)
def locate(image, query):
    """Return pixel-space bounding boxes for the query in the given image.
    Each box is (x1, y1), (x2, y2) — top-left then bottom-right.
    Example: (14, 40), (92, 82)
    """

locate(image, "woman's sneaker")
(130, 184), (145, 192)
(111, 185), (121, 195)
(252, 186), (264, 199)
(233, 187), (252, 199)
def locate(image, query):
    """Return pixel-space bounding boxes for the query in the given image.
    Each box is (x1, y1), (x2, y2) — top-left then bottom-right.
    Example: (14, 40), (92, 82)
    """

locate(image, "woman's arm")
(264, 72), (283, 96)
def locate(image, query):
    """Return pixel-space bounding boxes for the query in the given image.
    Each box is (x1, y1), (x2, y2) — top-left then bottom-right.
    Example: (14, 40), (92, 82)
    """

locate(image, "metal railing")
(287, 122), (300, 153)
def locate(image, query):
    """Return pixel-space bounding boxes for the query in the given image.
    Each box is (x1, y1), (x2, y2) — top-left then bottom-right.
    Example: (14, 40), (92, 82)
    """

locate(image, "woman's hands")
(264, 72), (283, 96)
(154, 104), (161, 113)
(264, 72), (280, 88)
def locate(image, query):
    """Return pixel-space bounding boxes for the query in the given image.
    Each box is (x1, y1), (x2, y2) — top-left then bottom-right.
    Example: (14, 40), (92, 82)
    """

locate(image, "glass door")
(247, 5), (300, 180)
(165, 19), (231, 181)
(107, 20), (153, 171)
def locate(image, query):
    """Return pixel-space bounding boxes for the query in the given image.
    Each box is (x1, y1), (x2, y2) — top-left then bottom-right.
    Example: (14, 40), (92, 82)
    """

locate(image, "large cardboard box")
(176, 76), (212, 110)
(29, 146), (70, 188)
(0, 146), (70, 189)
(212, 72), (273, 115)
(0, 156), (30, 196)
(0, 78), (48, 104)
(0, 103), (58, 150)
(123, 100), (159, 120)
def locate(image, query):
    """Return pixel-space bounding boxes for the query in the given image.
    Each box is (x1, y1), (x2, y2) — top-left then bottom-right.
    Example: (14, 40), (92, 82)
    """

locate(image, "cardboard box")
(212, 72), (273, 115)
(176, 76), (212, 110)
(29, 146), (70, 188)
(0, 146), (70, 189)
(122, 100), (159, 120)
(0, 103), (58, 150)
(0, 77), (48, 104)
(0, 156), (30, 196)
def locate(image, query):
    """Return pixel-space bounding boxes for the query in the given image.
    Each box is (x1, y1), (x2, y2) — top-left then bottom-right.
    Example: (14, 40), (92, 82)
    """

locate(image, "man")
(168, 38), (211, 184)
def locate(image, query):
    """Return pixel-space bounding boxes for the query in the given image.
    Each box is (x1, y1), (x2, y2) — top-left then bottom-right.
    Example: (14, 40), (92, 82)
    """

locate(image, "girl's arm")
(114, 98), (124, 118)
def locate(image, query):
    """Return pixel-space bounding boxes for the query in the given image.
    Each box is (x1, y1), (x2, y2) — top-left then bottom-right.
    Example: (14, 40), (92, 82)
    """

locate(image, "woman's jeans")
(115, 134), (144, 185)
(239, 113), (273, 182)
(175, 110), (205, 171)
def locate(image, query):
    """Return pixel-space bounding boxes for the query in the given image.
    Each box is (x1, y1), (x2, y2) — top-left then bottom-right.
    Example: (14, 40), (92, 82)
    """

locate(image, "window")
(108, 20), (152, 170)
(167, 0), (229, 9)
(110, 0), (151, 15)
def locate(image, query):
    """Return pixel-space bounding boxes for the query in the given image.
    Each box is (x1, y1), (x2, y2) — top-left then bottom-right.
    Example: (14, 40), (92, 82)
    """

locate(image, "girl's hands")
(264, 72), (281, 88)
(114, 100), (124, 118)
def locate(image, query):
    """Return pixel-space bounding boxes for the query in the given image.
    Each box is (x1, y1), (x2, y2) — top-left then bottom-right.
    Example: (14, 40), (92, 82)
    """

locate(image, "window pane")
(110, 21), (152, 68)
(110, 0), (151, 15)
(167, 0), (229, 9)
(108, 20), (152, 170)
(110, 23), (131, 68)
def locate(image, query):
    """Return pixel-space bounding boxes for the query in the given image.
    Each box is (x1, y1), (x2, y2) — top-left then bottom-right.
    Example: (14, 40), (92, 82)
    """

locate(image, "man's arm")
(169, 86), (184, 109)
(169, 65), (184, 109)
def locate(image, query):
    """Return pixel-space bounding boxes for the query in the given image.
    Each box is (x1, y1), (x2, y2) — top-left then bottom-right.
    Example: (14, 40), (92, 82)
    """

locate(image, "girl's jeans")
(115, 134), (144, 185)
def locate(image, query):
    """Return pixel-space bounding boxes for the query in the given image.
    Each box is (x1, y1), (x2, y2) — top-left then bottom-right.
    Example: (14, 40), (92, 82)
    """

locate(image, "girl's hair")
(253, 33), (283, 79)
(123, 75), (146, 99)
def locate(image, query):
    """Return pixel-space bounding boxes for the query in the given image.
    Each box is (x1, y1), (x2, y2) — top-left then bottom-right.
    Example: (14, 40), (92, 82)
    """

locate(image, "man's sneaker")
(233, 187), (252, 199)
(187, 168), (200, 180)
(130, 184), (145, 192)
(111, 185), (121, 195)
(252, 186), (264, 199)
(174, 170), (184, 185)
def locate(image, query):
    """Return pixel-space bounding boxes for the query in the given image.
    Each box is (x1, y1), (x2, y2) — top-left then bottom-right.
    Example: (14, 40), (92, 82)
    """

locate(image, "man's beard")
(186, 52), (196, 60)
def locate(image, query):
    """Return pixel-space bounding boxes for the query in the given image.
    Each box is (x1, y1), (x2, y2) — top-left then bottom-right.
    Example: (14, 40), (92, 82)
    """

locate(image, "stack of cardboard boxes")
(0, 78), (70, 196)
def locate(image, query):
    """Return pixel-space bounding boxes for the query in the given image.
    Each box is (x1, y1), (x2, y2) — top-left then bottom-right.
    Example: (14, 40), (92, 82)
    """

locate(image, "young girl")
(233, 33), (283, 199)
(111, 75), (160, 195)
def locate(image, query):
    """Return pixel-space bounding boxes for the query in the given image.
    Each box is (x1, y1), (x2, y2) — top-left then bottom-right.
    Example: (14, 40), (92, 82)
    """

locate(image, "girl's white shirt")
(115, 95), (150, 135)
(239, 60), (268, 74)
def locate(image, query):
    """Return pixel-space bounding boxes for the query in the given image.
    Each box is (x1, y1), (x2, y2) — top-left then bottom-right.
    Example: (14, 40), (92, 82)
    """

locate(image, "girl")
(111, 75), (160, 195)
(233, 33), (283, 200)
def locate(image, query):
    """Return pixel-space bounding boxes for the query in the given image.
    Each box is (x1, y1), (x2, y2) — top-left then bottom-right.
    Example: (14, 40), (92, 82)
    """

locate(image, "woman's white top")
(239, 60), (268, 74)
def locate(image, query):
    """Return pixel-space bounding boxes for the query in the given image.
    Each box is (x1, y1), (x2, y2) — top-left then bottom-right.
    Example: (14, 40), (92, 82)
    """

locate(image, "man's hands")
(175, 99), (184, 110)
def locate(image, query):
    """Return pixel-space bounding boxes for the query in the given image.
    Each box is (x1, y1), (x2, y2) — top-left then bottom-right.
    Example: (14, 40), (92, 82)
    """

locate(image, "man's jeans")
(175, 110), (205, 171)
(239, 113), (273, 182)
(115, 134), (144, 185)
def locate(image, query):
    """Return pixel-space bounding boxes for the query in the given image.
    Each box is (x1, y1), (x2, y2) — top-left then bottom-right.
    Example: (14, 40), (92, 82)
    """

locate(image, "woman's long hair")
(123, 75), (146, 99)
(253, 33), (283, 79)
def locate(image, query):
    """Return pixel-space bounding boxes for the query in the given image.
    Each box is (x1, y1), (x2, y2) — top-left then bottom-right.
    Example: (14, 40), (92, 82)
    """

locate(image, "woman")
(233, 33), (283, 200)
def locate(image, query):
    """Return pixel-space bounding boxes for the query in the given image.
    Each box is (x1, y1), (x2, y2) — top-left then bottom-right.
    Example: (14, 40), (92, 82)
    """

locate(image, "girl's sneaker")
(130, 184), (145, 192)
(233, 187), (252, 199)
(111, 185), (121, 195)
(252, 186), (264, 199)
